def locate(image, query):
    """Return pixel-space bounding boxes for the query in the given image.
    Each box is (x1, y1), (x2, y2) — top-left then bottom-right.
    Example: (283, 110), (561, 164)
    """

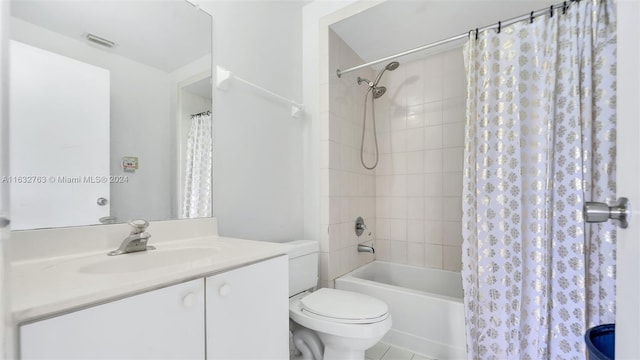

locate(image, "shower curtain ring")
(475, 28), (479, 40)
(550, 5), (554, 17)
(562, 2), (567, 14)
(530, 11), (534, 23)
(497, 21), (501, 33)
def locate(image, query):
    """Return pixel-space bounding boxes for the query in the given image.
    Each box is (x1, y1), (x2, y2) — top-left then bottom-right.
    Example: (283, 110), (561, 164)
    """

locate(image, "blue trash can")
(585, 324), (615, 360)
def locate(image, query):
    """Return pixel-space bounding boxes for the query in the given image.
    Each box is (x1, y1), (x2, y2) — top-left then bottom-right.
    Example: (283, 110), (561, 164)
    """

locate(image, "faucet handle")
(128, 219), (149, 234)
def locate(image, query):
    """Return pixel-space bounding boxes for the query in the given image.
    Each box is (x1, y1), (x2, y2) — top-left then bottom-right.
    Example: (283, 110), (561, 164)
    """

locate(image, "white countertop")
(11, 236), (290, 324)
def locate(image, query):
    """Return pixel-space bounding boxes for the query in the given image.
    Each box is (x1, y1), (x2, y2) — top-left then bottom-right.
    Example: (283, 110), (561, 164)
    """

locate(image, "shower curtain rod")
(336, 0), (576, 78)
(191, 110), (211, 117)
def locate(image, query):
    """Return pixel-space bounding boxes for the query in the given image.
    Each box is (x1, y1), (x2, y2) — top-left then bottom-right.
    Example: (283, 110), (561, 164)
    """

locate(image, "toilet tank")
(285, 240), (319, 297)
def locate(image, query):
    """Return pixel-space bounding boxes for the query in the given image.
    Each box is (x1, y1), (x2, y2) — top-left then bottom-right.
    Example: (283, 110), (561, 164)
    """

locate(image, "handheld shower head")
(373, 61), (400, 86)
(372, 86), (387, 99)
(386, 61), (400, 71)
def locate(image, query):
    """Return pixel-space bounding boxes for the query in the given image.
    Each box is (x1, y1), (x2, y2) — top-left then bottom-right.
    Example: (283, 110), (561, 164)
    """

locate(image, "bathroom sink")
(78, 247), (224, 274)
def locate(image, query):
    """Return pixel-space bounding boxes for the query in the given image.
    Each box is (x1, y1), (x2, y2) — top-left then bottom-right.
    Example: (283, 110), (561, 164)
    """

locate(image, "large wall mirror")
(9, 0), (213, 230)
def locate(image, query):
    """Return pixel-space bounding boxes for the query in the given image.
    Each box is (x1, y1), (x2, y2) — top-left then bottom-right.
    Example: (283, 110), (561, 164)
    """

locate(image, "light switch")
(122, 156), (138, 172)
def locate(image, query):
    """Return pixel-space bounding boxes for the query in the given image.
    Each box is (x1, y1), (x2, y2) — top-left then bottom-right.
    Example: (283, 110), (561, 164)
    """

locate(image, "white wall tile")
(328, 46), (466, 274)
(406, 151), (424, 174)
(442, 97), (465, 124)
(391, 130), (408, 152)
(391, 153), (408, 175)
(406, 127), (424, 151)
(407, 174), (424, 196)
(376, 239), (391, 261)
(424, 220), (444, 244)
(390, 240), (408, 264)
(424, 125), (443, 149)
(443, 49), (466, 100)
(390, 197), (408, 219)
(425, 244), (443, 269)
(378, 131), (391, 154)
(389, 175), (407, 197)
(389, 218), (407, 241)
(443, 172), (463, 196)
(424, 101), (442, 126)
(424, 149), (443, 173)
(443, 245), (462, 271)
(404, 60), (424, 106)
(390, 107), (407, 131)
(408, 242), (425, 267)
(443, 196), (462, 221)
(443, 220), (463, 246)
(443, 121), (465, 148)
(376, 197), (390, 218)
(319, 252), (329, 281)
(376, 218), (390, 239)
(423, 55), (443, 103)
(424, 173), (443, 196)
(424, 196), (443, 221)
(443, 147), (463, 172)
(406, 104), (424, 128)
(407, 197), (424, 220)
(407, 219), (425, 243)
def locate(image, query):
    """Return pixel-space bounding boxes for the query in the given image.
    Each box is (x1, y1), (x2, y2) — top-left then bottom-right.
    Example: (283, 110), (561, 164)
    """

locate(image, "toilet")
(285, 240), (392, 360)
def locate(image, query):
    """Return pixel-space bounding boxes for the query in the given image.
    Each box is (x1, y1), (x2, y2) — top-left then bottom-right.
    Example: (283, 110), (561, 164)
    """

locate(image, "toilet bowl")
(285, 241), (392, 360)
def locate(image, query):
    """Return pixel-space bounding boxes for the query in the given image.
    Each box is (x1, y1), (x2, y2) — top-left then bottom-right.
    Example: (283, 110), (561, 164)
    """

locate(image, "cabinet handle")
(219, 283), (231, 297)
(183, 292), (197, 308)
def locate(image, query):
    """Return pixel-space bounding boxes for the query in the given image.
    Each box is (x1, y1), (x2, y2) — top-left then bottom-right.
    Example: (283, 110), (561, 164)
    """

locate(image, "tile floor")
(366, 342), (437, 360)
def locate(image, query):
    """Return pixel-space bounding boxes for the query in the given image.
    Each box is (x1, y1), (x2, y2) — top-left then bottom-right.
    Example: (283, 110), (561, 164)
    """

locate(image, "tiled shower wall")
(373, 49), (466, 271)
(318, 29), (376, 288)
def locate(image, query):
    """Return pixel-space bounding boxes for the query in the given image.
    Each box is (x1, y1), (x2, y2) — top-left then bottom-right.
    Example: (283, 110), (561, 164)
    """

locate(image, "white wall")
(10, 18), (173, 224)
(0, 1), (9, 357)
(616, 1), (640, 357)
(197, 1), (305, 241)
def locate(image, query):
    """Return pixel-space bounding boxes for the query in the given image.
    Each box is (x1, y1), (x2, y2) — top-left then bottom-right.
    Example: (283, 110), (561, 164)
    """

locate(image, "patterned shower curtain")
(182, 111), (212, 218)
(461, 1), (616, 359)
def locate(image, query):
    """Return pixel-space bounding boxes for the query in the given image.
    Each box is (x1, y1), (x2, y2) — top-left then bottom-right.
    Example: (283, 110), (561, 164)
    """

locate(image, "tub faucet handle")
(355, 216), (368, 237)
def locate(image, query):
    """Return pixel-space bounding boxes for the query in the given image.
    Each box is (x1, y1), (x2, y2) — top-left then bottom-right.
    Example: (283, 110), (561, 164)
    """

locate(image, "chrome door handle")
(584, 197), (630, 229)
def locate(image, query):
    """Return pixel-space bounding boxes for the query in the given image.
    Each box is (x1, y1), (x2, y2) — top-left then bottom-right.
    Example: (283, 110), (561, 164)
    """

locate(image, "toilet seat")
(289, 290), (392, 339)
(300, 288), (389, 324)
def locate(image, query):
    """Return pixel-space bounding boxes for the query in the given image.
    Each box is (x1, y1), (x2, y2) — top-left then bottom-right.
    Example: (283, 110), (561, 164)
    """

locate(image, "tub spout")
(358, 244), (375, 254)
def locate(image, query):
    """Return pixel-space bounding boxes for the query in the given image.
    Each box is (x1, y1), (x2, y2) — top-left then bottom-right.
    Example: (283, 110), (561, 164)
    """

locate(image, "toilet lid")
(300, 288), (388, 324)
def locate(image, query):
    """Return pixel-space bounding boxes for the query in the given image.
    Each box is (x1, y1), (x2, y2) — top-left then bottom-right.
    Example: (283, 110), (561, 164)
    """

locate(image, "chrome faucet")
(108, 219), (155, 256)
(357, 244), (375, 254)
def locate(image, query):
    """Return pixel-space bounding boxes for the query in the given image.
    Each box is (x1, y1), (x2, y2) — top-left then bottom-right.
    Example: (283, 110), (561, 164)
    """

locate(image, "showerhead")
(386, 61), (400, 71)
(372, 86), (387, 99)
(373, 61), (400, 86)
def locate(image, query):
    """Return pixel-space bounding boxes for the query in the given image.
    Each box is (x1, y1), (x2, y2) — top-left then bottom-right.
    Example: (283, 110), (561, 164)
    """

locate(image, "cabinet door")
(20, 279), (205, 359)
(206, 255), (288, 359)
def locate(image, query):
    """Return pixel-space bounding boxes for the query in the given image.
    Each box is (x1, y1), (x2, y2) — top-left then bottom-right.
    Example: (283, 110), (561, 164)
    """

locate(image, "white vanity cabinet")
(20, 278), (205, 359)
(18, 256), (289, 359)
(205, 255), (289, 359)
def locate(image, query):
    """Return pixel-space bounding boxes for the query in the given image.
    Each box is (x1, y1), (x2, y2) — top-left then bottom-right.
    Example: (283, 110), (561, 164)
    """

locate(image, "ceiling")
(330, 0), (558, 65)
(11, 0), (212, 73)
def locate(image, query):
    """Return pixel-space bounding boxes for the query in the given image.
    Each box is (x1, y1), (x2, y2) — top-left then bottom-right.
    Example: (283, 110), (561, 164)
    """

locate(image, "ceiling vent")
(85, 33), (116, 48)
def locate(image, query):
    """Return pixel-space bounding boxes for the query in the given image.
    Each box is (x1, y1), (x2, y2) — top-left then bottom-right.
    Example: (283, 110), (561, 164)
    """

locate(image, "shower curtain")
(182, 111), (212, 218)
(461, 1), (616, 359)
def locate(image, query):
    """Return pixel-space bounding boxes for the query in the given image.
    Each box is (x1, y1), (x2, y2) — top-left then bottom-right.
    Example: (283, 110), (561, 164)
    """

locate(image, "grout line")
(379, 344), (392, 360)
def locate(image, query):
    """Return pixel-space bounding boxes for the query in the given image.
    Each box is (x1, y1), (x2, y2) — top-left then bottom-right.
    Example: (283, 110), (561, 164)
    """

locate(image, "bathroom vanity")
(10, 219), (290, 359)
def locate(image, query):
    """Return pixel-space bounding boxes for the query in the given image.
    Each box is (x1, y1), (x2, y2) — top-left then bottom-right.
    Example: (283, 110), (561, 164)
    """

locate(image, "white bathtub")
(335, 261), (467, 360)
